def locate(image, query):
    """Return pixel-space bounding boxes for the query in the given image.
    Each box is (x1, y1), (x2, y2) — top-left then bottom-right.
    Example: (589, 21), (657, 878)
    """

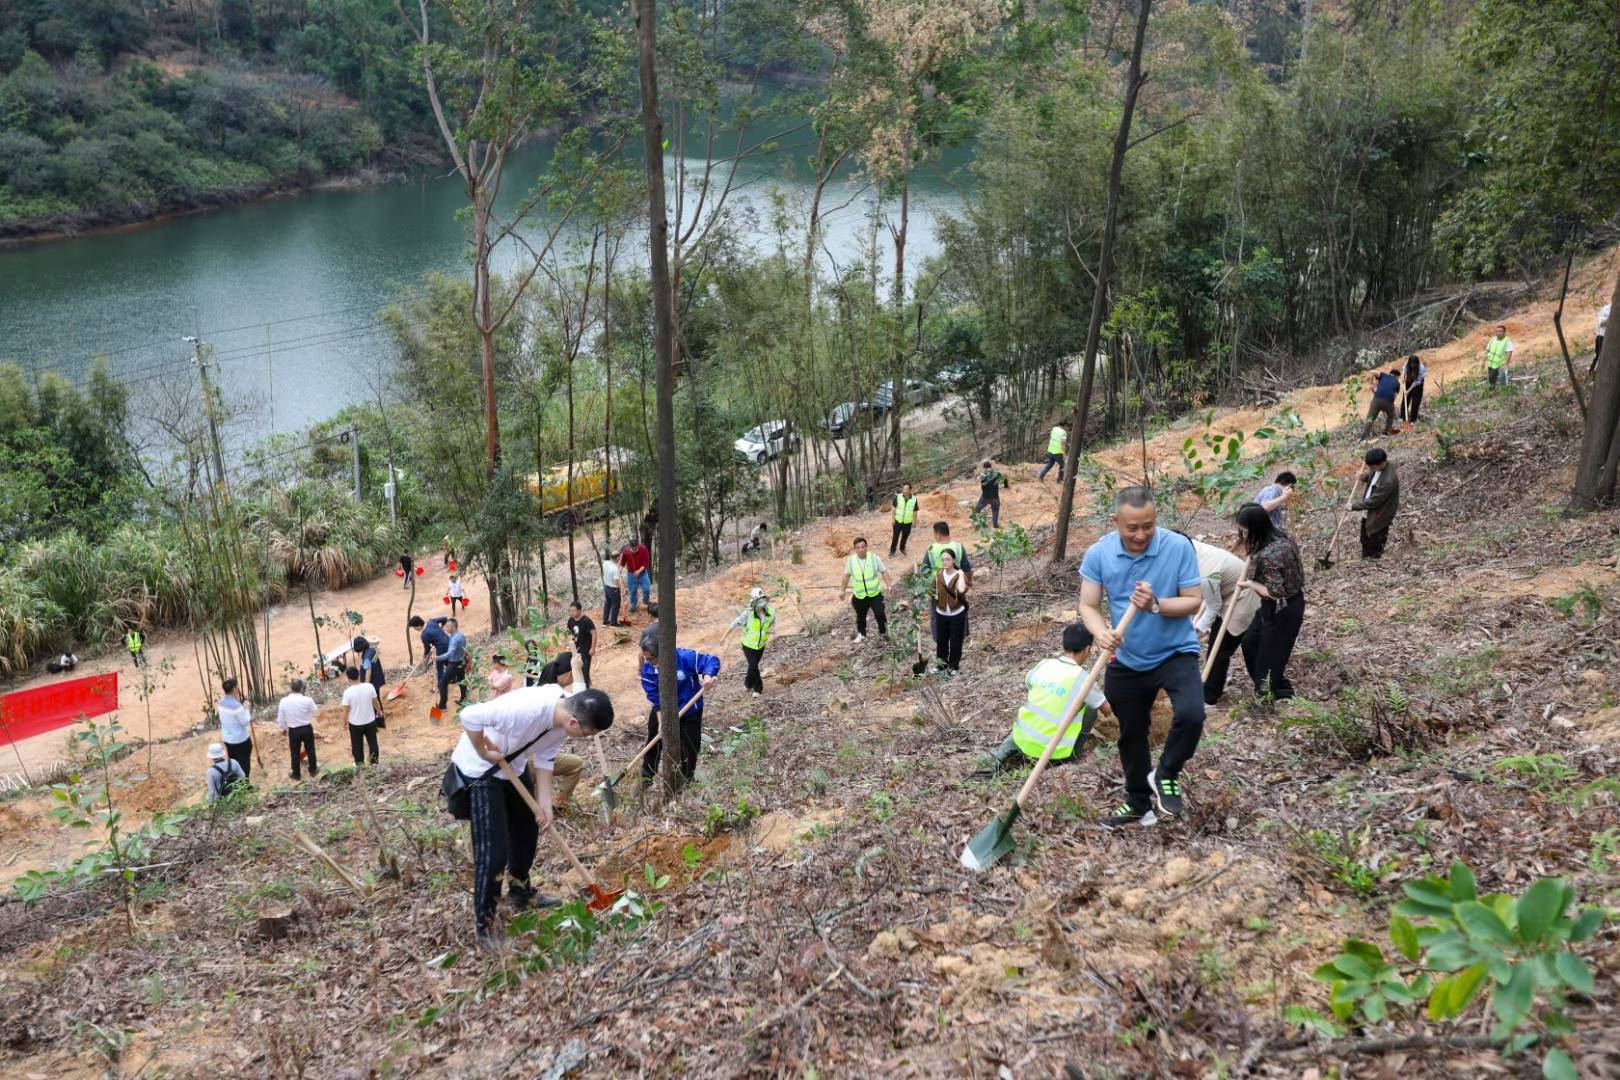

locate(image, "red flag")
(0, 672), (119, 745)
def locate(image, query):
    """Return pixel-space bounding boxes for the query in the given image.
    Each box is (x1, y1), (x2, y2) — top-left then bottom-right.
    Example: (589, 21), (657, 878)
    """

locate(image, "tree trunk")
(637, 0), (682, 793)
(1570, 270), (1620, 511)
(888, 164), (910, 471)
(1052, 0), (1152, 563)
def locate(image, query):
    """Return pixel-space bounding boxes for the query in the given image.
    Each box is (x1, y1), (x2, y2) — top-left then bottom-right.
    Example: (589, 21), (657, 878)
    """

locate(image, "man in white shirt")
(600, 551), (624, 627)
(449, 668), (615, 942)
(217, 677), (255, 779)
(342, 666), (382, 766)
(1190, 537), (1260, 705)
(276, 678), (319, 780)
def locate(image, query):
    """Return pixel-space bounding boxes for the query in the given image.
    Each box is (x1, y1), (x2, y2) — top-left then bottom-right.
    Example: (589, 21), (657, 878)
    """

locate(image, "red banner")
(0, 672), (119, 745)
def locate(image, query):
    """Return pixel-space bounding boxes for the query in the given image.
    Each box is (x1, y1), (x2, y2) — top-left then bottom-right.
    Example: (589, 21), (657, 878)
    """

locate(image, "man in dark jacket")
(638, 627), (721, 787)
(1360, 369), (1401, 441)
(1350, 448), (1400, 559)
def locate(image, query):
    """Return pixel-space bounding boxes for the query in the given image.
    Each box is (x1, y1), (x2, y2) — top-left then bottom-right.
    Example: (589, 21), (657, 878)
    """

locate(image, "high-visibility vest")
(926, 541), (965, 573)
(1011, 656), (1098, 760)
(893, 494), (917, 524)
(1047, 426), (1067, 455)
(741, 606), (774, 650)
(1485, 337), (1511, 369)
(846, 554), (884, 599)
(125, 631), (142, 652)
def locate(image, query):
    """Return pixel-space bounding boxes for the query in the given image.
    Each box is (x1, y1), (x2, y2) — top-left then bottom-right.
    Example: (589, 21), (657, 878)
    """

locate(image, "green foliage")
(1294, 862), (1604, 1076)
(1549, 585), (1602, 625)
(702, 796), (762, 838)
(1300, 827), (1389, 898)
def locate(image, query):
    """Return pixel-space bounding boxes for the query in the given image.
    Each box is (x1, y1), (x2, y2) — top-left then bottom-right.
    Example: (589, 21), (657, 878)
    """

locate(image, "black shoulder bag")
(440, 731), (546, 820)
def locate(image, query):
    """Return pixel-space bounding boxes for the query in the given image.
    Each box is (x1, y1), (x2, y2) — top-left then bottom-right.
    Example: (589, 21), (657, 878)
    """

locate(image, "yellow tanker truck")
(523, 447), (634, 530)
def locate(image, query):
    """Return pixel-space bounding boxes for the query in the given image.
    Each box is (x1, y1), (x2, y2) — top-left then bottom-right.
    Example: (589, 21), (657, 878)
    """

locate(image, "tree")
(1052, 0), (1151, 563)
(1570, 271), (1620, 511)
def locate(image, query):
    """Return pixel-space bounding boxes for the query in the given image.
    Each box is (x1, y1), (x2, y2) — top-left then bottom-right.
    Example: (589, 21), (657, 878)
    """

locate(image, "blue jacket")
(1373, 372), (1400, 401)
(640, 647), (721, 715)
(421, 617), (451, 658)
(442, 630), (467, 664)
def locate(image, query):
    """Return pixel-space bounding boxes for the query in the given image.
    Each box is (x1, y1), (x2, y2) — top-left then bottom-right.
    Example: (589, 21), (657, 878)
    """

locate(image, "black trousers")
(974, 493), (1001, 527)
(1398, 382), (1424, 423)
(1242, 593), (1305, 700)
(129, 648), (146, 668)
(602, 586), (621, 626)
(287, 725), (317, 778)
(1038, 453), (1064, 480)
(1201, 616), (1247, 705)
(642, 707), (702, 783)
(438, 660), (467, 709)
(889, 521), (912, 556)
(742, 645), (765, 694)
(469, 768), (538, 935)
(348, 721), (379, 765)
(1487, 366), (1505, 388)
(1103, 653), (1206, 811)
(852, 594), (888, 635)
(935, 609), (967, 671)
(1591, 336), (1604, 374)
(225, 737), (253, 780)
(1360, 519), (1390, 559)
(579, 651), (593, 688)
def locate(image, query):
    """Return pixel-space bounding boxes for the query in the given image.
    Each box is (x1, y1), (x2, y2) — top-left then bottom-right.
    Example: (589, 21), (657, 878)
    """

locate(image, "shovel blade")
(960, 805), (1020, 872)
(912, 659), (929, 676)
(586, 885), (623, 912)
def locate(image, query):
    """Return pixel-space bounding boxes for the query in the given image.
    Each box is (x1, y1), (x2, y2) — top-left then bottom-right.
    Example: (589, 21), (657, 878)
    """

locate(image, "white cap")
(207, 742), (226, 761)
(749, 586), (766, 601)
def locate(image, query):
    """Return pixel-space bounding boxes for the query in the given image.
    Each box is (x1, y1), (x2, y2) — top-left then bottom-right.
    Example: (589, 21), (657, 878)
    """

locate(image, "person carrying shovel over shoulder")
(1078, 486), (1206, 828)
(448, 669), (615, 948)
(976, 622), (1113, 777)
(638, 627), (721, 787)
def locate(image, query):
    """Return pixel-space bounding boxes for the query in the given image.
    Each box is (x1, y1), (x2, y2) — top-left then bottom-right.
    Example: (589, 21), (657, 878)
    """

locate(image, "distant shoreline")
(0, 167), (411, 249)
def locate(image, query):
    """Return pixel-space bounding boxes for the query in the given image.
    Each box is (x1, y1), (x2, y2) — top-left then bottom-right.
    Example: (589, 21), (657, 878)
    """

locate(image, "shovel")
(593, 680), (713, 808)
(1201, 558), (1251, 683)
(496, 757), (623, 912)
(960, 604), (1138, 873)
(386, 657), (430, 703)
(1317, 489), (1359, 570)
(911, 611), (930, 676)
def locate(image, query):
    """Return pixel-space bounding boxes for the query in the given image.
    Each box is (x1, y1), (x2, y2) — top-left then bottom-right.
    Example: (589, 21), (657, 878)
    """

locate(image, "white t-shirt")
(342, 683), (379, 727)
(1599, 304), (1611, 336)
(448, 579), (466, 599)
(276, 693), (317, 730)
(601, 559), (622, 588)
(450, 684), (570, 779)
(218, 698), (253, 744)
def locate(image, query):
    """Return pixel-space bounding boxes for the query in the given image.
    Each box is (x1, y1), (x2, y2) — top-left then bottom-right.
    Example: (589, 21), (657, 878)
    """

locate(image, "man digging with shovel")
(1079, 486), (1207, 829)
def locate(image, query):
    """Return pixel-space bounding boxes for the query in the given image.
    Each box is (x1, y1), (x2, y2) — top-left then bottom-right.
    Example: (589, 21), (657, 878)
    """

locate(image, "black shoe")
(1148, 769), (1184, 818)
(475, 931), (503, 953)
(1101, 803), (1157, 829)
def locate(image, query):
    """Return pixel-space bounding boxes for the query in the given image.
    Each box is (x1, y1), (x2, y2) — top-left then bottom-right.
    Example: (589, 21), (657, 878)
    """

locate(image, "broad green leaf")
(1569, 907), (1602, 942)
(1428, 962), (1488, 1020)
(1515, 879), (1569, 944)
(1449, 862), (1477, 901)
(1342, 939), (1384, 966)
(1362, 992), (1387, 1022)
(1390, 915), (1420, 962)
(1491, 963), (1534, 1031)
(1282, 1005), (1342, 1038)
(1456, 901), (1515, 947)
(1312, 961), (1346, 983)
(1542, 1049), (1577, 1080)
(1554, 952), (1593, 995)
(1333, 954), (1373, 979)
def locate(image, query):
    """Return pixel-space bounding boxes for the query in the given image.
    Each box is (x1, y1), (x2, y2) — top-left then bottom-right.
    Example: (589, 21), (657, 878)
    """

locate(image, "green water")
(0, 138), (967, 434)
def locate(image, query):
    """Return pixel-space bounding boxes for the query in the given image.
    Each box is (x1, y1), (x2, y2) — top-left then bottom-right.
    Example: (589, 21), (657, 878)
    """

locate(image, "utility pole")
(341, 427), (361, 500)
(384, 459), (398, 527)
(184, 323), (227, 486)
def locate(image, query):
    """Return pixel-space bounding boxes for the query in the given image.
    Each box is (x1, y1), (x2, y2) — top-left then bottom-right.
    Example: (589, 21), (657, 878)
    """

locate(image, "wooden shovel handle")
(1015, 604), (1139, 810)
(493, 757), (600, 886)
(1200, 558), (1252, 682)
(610, 679), (713, 781)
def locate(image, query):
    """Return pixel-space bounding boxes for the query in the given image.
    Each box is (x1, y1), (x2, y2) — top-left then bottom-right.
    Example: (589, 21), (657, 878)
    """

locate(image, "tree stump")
(257, 906), (295, 941)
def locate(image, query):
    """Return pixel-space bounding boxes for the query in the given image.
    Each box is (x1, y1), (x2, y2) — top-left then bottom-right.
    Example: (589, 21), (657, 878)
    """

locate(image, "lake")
(0, 134), (969, 436)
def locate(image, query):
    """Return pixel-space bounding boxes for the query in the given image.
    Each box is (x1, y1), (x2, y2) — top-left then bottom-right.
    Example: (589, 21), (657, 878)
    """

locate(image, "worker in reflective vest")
(1038, 420), (1069, 481)
(889, 483), (919, 556)
(843, 536), (892, 643)
(731, 588), (776, 698)
(1483, 324), (1514, 389)
(977, 622), (1112, 776)
(124, 626), (146, 668)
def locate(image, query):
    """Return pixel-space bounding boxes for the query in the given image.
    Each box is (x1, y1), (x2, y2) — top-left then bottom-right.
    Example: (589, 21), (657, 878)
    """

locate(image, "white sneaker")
(750, 691), (761, 698)
(851, 633), (866, 644)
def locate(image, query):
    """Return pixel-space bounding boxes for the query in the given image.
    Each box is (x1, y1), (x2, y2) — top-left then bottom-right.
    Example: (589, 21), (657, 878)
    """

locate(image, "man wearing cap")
(205, 742), (247, 803)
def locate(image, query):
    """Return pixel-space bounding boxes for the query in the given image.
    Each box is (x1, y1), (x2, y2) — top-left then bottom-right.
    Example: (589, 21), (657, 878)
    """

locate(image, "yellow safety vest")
(1485, 337), (1511, 369)
(741, 607), (774, 650)
(847, 553), (883, 599)
(926, 541), (965, 573)
(125, 631), (142, 651)
(1011, 657), (1098, 760)
(893, 494), (917, 525)
(1047, 426), (1067, 455)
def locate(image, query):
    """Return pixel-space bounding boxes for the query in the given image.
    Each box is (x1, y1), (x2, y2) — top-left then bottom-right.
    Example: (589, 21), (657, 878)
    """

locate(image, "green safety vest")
(926, 541), (965, 570)
(1485, 337), (1511, 369)
(1047, 426), (1067, 455)
(846, 553), (884, 599)
(1011, 656), (1098, 760)
(893, 494), (917, 524)
(741, 606), (775, 650)
(125, 631), (142, 652)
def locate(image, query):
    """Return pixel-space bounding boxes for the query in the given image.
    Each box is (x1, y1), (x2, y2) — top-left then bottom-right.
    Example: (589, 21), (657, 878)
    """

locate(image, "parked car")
(878, 378), (941, 407)
(822, 401), (870, 439)
(734, 420), (800, 464)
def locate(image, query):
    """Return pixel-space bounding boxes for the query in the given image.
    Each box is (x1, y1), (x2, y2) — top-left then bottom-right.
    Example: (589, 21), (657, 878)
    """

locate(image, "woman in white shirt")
(932, 550), (971, 674)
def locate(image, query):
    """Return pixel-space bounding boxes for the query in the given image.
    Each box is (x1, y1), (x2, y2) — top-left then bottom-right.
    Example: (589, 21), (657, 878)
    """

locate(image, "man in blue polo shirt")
(1079, 486), (1206, 828)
